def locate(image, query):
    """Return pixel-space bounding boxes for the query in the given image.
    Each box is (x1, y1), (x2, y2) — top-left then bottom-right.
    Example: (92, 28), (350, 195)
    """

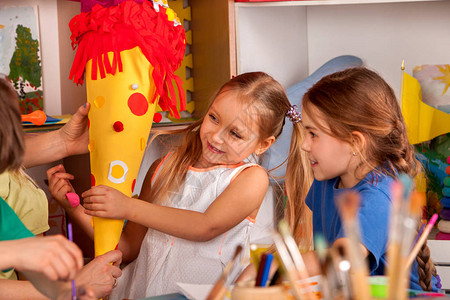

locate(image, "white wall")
(307, 1), (450, 98)
(235, 1), (450, 99)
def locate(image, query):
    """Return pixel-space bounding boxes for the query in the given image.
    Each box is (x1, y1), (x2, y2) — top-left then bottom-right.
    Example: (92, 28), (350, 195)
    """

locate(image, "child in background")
(0, 77), (49, 271)
(48, 72), (311, 299)
(286, 67), (439, 291)
(0, 76), (122, 299)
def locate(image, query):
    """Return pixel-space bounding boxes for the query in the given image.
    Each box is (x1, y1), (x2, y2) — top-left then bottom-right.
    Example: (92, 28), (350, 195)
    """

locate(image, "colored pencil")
(68, 223), (76, 300)
(259, 253), (274, 287)
(405, 213), (438, 270)
(255, 253), (268, 286)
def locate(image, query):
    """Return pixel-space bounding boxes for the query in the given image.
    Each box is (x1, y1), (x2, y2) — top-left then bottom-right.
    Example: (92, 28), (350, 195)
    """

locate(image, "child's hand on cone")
(47, 164), (76, 208)
(82, 185), (130, 219)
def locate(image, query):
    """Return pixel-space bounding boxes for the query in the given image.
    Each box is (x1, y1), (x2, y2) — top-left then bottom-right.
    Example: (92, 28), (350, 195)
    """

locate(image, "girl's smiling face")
(196, 89), (268, 168)
(300, 106), (359, 188)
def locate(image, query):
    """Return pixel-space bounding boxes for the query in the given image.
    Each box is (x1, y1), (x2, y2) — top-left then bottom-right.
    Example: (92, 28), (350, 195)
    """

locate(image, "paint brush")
(272, 231), (304, 300)
(278, 220), (315, 300)
(405, 213), (438, 270)
(206, 245), (242, 300)
(387, 178), (404, 300)
(336, 191), (370, 300)
(387, 175), (421, 300)
(68, 223), (76, 300)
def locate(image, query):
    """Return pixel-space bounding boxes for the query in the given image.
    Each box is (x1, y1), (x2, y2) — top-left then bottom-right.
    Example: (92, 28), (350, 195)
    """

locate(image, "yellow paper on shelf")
(401, 73), (450, 145)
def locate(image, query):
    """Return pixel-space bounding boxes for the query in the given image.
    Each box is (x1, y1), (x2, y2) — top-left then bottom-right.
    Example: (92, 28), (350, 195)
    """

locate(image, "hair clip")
(286, 105), (302, 123)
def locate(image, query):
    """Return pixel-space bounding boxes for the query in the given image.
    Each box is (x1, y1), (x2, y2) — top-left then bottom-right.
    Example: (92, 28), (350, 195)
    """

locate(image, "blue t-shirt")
(305, 171), (438, 291)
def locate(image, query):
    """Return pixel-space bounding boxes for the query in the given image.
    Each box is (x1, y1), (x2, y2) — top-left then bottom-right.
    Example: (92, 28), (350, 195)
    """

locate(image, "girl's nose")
(211, 129), (224, 144)
(301, 139), (310, 152)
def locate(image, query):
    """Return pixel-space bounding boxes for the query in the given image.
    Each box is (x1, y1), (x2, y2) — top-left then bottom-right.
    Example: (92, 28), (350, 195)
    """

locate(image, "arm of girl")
(83, 165), (269, 242)
(47, 164), (94, 240)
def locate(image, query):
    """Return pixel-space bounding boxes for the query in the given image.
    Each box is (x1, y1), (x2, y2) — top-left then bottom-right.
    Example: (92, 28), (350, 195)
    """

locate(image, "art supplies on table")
(405, 214), (439, 270)
(387, 175), (424, 300)
(272, 220), (316, 300)
(206, 245), (242, 300)
(255, 253), (274, 287)
(336, 190), (370, 300)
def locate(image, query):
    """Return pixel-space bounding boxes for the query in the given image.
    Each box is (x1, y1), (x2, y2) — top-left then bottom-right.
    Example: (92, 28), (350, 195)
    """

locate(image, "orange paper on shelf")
(69, 0), (185, 257)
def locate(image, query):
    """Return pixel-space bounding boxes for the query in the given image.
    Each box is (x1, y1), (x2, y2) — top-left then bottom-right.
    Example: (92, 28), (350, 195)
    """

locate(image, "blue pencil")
(259, 253), (274, 287)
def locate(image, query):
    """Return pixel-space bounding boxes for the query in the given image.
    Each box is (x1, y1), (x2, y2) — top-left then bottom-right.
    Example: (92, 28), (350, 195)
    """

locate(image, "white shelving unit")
(235, 0), (450, 98)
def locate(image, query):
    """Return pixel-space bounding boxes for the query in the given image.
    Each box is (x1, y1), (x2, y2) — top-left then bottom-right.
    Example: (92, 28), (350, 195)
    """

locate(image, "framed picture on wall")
(0, 5), (44, 113)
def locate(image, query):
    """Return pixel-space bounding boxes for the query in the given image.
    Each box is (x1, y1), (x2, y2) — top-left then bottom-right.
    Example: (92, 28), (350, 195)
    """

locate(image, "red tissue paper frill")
(69, 0), (186, 118)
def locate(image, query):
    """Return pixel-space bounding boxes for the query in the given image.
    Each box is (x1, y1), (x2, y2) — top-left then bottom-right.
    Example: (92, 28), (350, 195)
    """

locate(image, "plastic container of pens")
(231, 281), (289, 300)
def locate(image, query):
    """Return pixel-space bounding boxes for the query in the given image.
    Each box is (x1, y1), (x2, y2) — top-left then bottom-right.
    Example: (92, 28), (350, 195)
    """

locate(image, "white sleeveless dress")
(110, 159), (260, 299)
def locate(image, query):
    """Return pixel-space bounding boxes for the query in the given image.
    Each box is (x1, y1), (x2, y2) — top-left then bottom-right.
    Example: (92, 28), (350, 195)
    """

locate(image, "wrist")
(124, 197), (139, 221)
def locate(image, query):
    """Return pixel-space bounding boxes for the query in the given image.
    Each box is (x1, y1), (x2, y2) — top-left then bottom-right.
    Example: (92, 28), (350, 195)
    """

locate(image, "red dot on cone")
(153, 113), (162, 123)
(132, 179), (136, 193)
(113, 121), (124, 132)
(128, 93), (149, 116)
(91, 174), (96, 187)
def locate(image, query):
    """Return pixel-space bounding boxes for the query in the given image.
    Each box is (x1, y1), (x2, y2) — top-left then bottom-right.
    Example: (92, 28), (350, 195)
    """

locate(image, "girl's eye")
(209, 114), (218, 123)
(230, 130), (242, 139)
(309, 131), (317, 138)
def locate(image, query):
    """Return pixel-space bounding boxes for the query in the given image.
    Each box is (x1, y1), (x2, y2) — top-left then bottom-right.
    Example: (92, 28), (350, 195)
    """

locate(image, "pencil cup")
(231, 281), (288, 300)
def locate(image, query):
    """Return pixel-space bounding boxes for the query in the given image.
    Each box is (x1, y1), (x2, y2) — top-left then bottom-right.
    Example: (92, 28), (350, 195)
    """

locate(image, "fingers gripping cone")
(69, 0), (186, 257)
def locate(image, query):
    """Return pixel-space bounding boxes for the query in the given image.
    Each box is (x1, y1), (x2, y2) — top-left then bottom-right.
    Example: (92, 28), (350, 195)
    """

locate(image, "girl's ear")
(255, 136), (276, 156)
(351, 131), (366, 155)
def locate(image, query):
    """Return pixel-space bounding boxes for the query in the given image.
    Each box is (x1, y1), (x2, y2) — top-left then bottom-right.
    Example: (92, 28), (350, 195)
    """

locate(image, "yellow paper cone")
(69, 0), (186, 258)
(86, 47), (158, 256)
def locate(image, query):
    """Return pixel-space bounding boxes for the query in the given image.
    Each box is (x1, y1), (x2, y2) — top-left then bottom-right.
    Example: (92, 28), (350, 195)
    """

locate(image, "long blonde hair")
(284, 122), (314, 250)
(147, 72), (311, 222)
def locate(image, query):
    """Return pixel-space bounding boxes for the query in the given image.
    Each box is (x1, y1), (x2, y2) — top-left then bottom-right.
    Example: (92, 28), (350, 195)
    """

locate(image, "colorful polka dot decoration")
(153, 112), (162, 123)
(108, 160), (129, 184)
(441, 197), (450, 209)
(91, 174), (96, 187)
(113, 121), (124, 132)
(128, 93), (149, 116)
(445, 176), (450, 187)
(444, 189), (450, 200)
(132, 179), (136, 193)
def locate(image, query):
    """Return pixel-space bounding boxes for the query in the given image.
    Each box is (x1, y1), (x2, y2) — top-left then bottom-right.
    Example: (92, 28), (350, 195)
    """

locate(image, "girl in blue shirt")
(286, 67), (439, 291)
